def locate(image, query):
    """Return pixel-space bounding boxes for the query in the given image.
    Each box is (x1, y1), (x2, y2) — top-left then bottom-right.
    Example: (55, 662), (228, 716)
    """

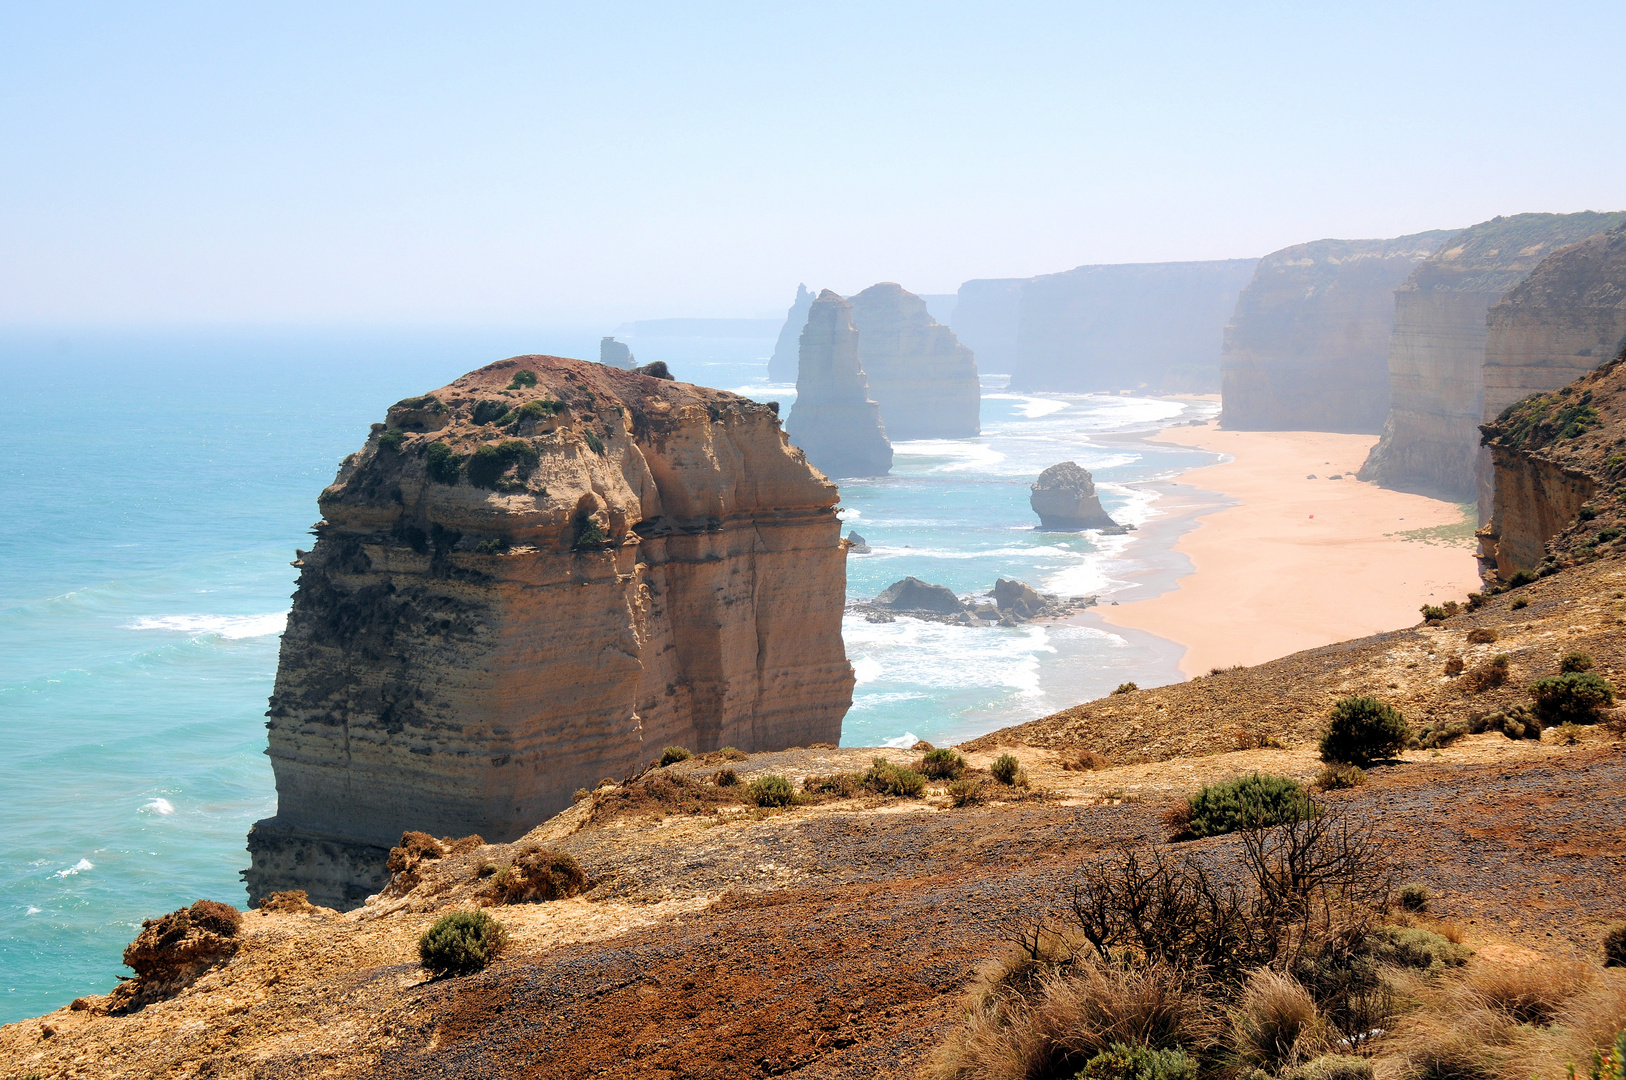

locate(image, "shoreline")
(1094, 421), (1484, 678)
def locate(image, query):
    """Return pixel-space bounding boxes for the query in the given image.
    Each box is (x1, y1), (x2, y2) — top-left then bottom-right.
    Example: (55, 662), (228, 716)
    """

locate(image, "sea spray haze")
(0, 326), (1217, 1019)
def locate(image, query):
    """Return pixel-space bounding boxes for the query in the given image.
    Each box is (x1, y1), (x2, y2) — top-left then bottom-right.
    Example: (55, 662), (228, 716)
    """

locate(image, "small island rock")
(1030, 462), (1123, 531)
(874, 576), (963, 614)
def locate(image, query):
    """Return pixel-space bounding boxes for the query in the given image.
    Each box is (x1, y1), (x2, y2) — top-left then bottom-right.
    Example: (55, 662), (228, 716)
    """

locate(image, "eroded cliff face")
(847, 282), (980, 440)
(1220, 232), (1453, 433)
(950, 277), (1027, 374)
(246, 356), (853, 908)
(1009, 259), (1259, 393)
(785, 290), (893, 478)
(1477, 225), (1626, 521)
(1359, 212), (1626, 499)
(1480, 353), (1626, 578)
(768, 284), (814, 383)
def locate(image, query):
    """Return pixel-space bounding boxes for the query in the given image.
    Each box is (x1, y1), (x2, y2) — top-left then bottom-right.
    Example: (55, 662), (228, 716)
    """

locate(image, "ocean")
(0, 327), (1219, 1021)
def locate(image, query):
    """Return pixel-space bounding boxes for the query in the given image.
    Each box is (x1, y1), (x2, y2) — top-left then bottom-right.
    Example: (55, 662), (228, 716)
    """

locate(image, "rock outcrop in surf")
(1220, 232), (1454, 432)
(1359, 212), (1626, 499)
(1030, 461), (1124, 531)
(847, 282), (980, 440)
(245, 355), (854, 908)
(784, 290), (893, 478)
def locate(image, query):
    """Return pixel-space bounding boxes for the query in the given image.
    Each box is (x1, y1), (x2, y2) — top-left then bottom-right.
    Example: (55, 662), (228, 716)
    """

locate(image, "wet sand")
(1096, 422), (1484, 678)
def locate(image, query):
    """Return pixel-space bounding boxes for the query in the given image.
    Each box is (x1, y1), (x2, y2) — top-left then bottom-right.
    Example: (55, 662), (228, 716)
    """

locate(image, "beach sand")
(1096, 422), (1484, 678)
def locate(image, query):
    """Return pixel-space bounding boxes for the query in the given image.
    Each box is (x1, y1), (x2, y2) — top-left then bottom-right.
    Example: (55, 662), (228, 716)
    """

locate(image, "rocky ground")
(5, 562), (1625, 1079)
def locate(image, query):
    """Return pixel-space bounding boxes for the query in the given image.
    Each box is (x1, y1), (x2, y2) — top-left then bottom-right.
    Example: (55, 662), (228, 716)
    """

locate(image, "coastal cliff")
(768, 284), (814, 383)
(1477, 224), (1626, 520)
(950, 277), (1026, 373)
(245, 356), (853, 908)
(847, 282), (980, 440)
(1009, 259), (1258, 393)
(785, 290), (893, 478)
(1479, 351), (1626, 578)
(1220, 232), (1453, 432)
(1358, 212), (1626, 499)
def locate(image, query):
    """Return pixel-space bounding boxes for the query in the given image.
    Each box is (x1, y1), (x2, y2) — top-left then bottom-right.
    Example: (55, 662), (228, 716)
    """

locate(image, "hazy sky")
(4, 2), (1624, 325)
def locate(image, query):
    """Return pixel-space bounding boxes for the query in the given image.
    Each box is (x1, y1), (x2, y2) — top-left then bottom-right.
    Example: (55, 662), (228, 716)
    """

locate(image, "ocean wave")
(862, 544), (1090, 562)
(891, 440), (1008, 473)
(852, 657), (883, 684)
(53, 858), (93, 878)
(126, 613), (288, 639)
(141, 798), (175, 816)
(881, 731), (920, 749)
(983, 393), (1070, 418)
(843, 618), (1053, 695)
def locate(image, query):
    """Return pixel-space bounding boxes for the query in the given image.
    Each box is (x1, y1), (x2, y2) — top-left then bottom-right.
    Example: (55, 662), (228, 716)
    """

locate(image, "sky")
(3, 1), (1625, 326)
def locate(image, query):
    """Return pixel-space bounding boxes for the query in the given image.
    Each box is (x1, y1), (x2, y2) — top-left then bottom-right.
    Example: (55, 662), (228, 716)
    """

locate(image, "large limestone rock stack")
(1220, 232), (1454, 432)
(1358, 211), (1626, 498)
(1477, 224), (1626, 521)
(785, 290), (894, 478)
(246, 356), (854, 908)
(1030, 461), (1123, 530)
(768, 283), (815, 383)
(847, 282), (981, 440)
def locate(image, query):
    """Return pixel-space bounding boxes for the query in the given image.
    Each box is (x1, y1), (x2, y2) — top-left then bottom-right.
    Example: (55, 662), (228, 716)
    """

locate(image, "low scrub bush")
(509, 399), (563, 424)
(863, 757), (926, 798)
(1320, 696), (1409, 765)
(1416, 719), (1470, 749)
(1421, 604), (1450, 623)
(378, 428), (407, 451)
(486, 847), (586, 904)
(659, 746), (692, 766)
(713, 767), (739, 787)
(1461, 654), (1511, 692)
(1467, 628), (1498, 645)
(471, 399), (510, 425)
(1312, 764), (1366, 790)
(1444, 655), (1466, 676)
(506, 369), (538, 389)
(1280, 1056), (1373, 1080)
(419, 910), (506, 977)
(467, 439), (540, 490)
(1397, 883), (1429, 912)
(747, 773), (795, 807)
(1062, 749), (1110, 771)
(1604, 923), (1626, 967)
(947, 778), (985, 807)
(919, 747), (967, 779)
(991, 753), (1022, 784)
(1506, 569), (1538, 588)
(1076, 1042), (1197, 1080)
(574, 518), (608, 550)
(803, 772), (860, 798)
(1113, 681), (1138, 695)
(584, 430), (606, 455)
(1362, 925), (1470, 973)
(1561, 650), (1596, 673)
(1529, 672), (1615, 725)
(424, 441), (464, 484)
(1182, 773), (1314, 839)
(1511, 596), (1529, 610)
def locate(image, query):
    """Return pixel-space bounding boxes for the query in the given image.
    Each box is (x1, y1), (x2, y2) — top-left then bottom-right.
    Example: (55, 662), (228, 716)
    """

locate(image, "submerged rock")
(785, 290), (893, 478)
(874, 576), (963, 614)
(848, 282), (980, 440)
(246, 355), (852, 908)
(1030, 461), (1122, 530)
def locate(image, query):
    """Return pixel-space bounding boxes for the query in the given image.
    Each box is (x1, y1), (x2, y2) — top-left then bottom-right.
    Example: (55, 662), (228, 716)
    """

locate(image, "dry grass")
(1060, 749), (1111, 771)
(1226, 970), (1331, 1074)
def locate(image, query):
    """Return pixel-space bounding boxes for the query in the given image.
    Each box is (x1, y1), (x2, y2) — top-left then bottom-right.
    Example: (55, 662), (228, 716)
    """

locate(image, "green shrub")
(475, 537), (510, 555)
(574, 518), (608, 550)
(378, 428), (407, 452)
(918, 747), (965, 779)
(584, 430), (606, 456)
(1319, 696), (1408, 765)
(659, 746), (692, 766)
(1444, 655), (1466, 676)
(1461, 654), (1511, 692)
(486, 847), (586, 904)
(510, 399), (563, 424)
(467, 440), (540, 490)
(1599, 527), (1622, 543)
(424, 441), (463, 484)
(1561, 650), (1595, 673)
(1361, 925), (1470, 973)
(1420, 604), (1449, 622)
(713, 768), (739, 787)
(862, 757), (926, 798)
(1466, 627), (1497, 644)
(1075, 1042), (1197, 1080)
(946, 778), (984, 807)
(1604, 923), (1626, 967)
(507, 369), (538, 389)
(1112, 681), (1138, 695)
(747, 773), (795, 807)
(1396, 883), (1429, 912)
(1183, 773), (1314, 839)
(1511, 596), (1529, 610)
(803, 772), (860, 797)
(419, 910), (507, 977)
(1507, 569), (1538, 588)
(1311, 764), (1366, 790)
(471, 399), (510, 425)
(990, 753), (1021, 785)
(1529, 672), (1615, 725)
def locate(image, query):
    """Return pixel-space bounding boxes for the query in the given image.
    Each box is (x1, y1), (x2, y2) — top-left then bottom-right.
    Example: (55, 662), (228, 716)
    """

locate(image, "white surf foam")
(851, 657), (883, 684)
(25, 906), (40, 915)
(984, 393), (1069, 418)
(54, 859), (93, 878)
(141, 798), (175, 816)
(881, 731), (919, 749)
(126, 613), (288, 639)
(845, 618), (1053, 696)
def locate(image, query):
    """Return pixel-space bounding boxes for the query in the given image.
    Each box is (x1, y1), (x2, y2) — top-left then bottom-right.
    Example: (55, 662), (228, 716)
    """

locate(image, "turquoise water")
(0, 328), (1217, 1021)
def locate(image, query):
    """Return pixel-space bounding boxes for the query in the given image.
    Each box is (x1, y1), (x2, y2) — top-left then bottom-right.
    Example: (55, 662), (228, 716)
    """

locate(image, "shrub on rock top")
(1528, 672), (1615, 725)
(659, 746), (692, 766)
(990, 753), (1021, 785)
(419, 910), (507, 977)
(1319, 696), (1408, 765)
(918, 747), (966, 779)
(1181, 773), (1314, 839)
(747, 773), (795, 807)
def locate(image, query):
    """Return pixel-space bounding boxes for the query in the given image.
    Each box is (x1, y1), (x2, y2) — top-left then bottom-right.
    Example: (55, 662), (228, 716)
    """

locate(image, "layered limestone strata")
(1479, 353), (1626, 578)
(768, 283), (815, 383)
(785, 290), (893, 478)
(847, 282), (980, 440)
(246, 356), (854, 908)
(1009, 259), (1259, 393)
(1030, 461), (1121, 530)
(1359, 212), (1626, 499)
(1220, 232), (1454, 432)
(1477, 225), (1626, 521)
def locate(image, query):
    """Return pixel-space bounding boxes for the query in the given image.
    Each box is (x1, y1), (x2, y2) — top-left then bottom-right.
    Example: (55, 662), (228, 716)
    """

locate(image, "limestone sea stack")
(599, 336), (635, 369)
(246, 356), (854, 908)
(785, 290), (893, 478)
(1010, 259), (1259, 393)
(1359, 211), (1626, 499)
(847, 282), (980, 440)
(1477, 224), (1626, 521)
(1220, 232), (1454, 432)
(1030, 461), (1122, 530)
(768, 283), (815, 383)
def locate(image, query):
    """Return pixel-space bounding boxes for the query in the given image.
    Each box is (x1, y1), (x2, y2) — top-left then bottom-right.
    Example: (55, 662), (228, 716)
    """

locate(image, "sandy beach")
(1096, 421), (1484, 677)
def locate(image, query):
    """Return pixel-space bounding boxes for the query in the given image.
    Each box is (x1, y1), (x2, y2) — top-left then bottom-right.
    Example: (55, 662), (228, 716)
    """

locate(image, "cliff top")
(1251, 229), (1456, 271)
(1487, 222), (1626, 316)
(1403, 210), (1626, 295)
